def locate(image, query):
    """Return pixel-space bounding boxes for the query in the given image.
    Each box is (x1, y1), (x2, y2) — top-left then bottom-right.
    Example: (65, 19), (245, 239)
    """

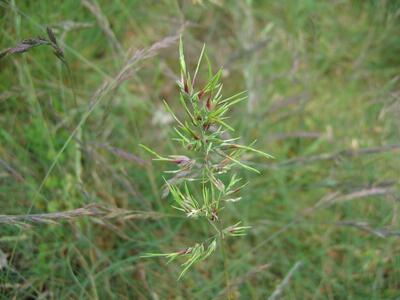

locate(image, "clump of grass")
(141, 37), (272, 279)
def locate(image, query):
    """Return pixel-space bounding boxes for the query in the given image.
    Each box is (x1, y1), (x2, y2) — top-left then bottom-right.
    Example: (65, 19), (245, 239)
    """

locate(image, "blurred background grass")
(0, 0), (399, 299)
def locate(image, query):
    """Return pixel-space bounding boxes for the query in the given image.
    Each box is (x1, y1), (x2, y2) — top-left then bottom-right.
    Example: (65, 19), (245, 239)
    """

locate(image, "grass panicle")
(141, 37), (272, 279)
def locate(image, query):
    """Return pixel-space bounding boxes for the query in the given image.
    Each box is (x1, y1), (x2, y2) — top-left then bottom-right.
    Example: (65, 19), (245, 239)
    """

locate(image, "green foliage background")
(0, 0), (399, 299)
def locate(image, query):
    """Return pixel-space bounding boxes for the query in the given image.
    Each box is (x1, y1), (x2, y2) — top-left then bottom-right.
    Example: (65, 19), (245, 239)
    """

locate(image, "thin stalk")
(218, 219), (232, 300)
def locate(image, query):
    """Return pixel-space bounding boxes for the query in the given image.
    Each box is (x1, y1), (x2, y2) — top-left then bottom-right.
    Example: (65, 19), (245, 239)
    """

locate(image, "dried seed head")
(209, 207), (219, 222)
(206, 95), (212, 110)
(178, 248), (192, 255)
(184, 80), (189, 94)
(171, 155), (191, 165)
(198, 89), (205, 100)
(46, 27), (58, 46)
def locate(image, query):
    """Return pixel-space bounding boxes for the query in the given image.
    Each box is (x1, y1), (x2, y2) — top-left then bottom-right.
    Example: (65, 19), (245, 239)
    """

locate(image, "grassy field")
(0, 0), (399, 299)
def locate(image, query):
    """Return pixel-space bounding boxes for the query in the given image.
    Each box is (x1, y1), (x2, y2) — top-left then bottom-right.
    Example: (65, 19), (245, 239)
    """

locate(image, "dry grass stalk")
(335, 221), (400, 238)
(81, 0), (124, 56)
(268, 261), (303, 300)
(255, 144), (400, 169)
(315, 186), (395, 209)
(0, 159), (24, 182)
(89, 142), (147, 166)
(0, 204), (164, 228)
